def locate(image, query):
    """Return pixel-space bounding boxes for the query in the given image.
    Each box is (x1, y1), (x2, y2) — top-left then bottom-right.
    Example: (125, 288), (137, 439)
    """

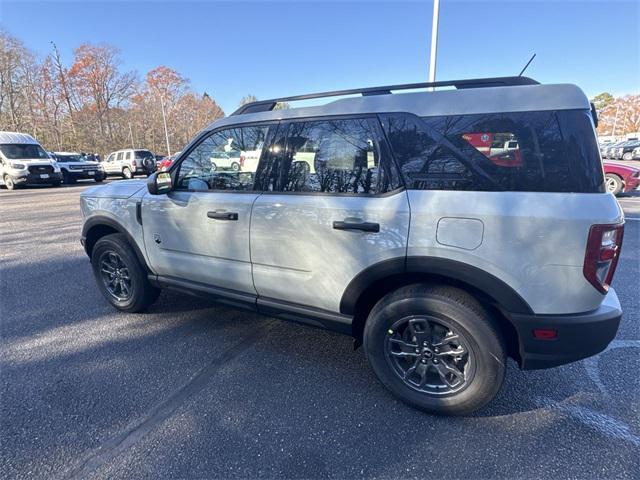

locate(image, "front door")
(250, 117), (410, 314)
(142, 123), (272, 295)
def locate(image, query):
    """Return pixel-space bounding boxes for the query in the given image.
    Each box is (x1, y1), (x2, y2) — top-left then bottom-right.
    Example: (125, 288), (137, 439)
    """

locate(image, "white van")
(0, 132), (62, 190)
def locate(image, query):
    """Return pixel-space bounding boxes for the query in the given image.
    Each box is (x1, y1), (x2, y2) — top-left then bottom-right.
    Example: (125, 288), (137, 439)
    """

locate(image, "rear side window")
(256, 117), (401, 194)
(381, 110), (604, 193)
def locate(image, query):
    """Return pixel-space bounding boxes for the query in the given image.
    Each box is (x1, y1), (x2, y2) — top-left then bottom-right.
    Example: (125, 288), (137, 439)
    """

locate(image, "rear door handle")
(207, 211), (238, 221)
(333, 220), (380, 233)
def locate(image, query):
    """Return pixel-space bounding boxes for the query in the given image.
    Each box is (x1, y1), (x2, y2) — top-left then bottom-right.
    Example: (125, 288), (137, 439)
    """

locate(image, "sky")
(1, 0), (638, 115)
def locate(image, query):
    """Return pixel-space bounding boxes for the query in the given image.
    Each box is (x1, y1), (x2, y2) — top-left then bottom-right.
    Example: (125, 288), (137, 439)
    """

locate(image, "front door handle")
(207, 211), (238, 221)
(333, 220), (380, 233)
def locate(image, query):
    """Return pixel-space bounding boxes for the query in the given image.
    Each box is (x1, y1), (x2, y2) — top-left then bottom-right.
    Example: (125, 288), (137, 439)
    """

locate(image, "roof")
(0, 131), (39, 145)
(204, 83), (590, 132)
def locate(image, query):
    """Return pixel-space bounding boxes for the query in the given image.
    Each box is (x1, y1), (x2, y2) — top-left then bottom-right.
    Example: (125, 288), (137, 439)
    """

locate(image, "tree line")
(591, 92), (640, 137)
(0, 29), (225, 156)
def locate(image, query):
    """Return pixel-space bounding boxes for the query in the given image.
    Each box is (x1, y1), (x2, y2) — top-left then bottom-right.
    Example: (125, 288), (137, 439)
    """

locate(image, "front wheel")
(3, 174), (16, 190)
(363, 284), (506, 416)
(605, 173), (623, 196)
(91, 233), (160, 312)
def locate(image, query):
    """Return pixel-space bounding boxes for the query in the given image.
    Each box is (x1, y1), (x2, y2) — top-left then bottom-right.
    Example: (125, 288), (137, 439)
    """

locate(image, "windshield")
(55, 154), (85, 162)
(0, 143), (50, 160)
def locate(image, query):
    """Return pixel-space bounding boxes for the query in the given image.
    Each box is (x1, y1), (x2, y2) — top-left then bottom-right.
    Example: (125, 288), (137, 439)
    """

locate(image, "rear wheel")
(363, 284), (506, 416)
(91, 233), (160, 312)
(231, 162), (240, 172)
(210, 162), (217, 172)
(122, 167), (133, 179)
(622, 152), (632, 161)
(605, 173), (623, 195)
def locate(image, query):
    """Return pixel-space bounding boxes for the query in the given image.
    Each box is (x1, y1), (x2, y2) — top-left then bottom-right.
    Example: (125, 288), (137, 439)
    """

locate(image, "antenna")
(519, 53), (536, 76)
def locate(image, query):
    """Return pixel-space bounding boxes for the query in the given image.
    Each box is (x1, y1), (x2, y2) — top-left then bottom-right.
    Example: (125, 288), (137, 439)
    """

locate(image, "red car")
(155, 151), (181, 172)
(604, 161), (640, 195)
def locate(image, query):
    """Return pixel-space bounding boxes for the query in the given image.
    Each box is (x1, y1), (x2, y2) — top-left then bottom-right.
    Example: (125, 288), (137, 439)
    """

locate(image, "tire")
(210, 163), (217, 172)
(231, 162), (240, 172)
(94, 176), (104, 183)
(622, 152), (632, 161)
(363, 284), (506, 416)
(91, 233), (160, 312)
(51, 181), (62, 187)
(3, 174), (15, 190)
(122, 167), (133, 179)
(62, 170), (70, 184)
(605, 173), (623, 196)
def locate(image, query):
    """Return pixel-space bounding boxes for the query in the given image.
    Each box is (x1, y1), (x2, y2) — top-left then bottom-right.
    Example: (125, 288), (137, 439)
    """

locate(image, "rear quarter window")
(380, 110), (604, 193)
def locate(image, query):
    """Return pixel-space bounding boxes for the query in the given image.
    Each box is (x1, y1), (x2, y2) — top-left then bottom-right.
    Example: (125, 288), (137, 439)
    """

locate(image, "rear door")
(141, 123), (272, 295)
(250, 116), (410, 314)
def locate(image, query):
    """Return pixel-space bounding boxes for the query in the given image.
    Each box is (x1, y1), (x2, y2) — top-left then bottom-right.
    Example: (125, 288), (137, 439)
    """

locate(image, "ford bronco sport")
(80, 77), (624, 415)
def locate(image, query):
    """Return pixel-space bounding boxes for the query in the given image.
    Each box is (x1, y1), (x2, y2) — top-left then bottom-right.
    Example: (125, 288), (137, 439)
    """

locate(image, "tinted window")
(381, 110), (604, 193)
(116, 152), (123, 161)
(176, 125), (268, 191)
(125, 151), (132, 160)
(256, 117), (400, 194)
(135, 150), (154, 159)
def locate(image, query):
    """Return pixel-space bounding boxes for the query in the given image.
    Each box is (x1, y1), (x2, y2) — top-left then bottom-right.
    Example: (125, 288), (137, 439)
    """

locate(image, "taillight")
(583, 224), (624, 293)
(240, 153), (245, 168)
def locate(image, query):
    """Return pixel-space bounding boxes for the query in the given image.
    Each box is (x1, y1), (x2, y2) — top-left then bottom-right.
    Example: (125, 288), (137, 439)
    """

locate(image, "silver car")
(80, 76), (623, 415)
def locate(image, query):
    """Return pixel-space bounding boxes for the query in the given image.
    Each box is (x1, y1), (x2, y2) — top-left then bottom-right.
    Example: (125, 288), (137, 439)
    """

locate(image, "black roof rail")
(231, 76), (539, 116)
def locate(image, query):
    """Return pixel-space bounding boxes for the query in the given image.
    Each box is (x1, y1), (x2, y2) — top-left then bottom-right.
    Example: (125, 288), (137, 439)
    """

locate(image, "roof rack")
(231, 76), (539, 116)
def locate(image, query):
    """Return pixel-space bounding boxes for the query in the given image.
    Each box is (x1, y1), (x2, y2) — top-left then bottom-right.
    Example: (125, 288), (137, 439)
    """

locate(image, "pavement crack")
(62, 321), (272, 480)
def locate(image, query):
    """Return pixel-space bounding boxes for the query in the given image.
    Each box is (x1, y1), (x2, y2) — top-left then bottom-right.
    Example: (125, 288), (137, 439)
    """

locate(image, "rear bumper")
(509, 288), (622, 370)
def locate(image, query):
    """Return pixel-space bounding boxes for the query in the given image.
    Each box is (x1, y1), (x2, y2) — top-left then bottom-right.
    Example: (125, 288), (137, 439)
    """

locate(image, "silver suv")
(80, 77), (624, 415)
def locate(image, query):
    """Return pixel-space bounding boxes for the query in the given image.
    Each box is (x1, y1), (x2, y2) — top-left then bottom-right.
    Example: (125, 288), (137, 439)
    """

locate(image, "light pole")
(428, 0), (440, 91)
(160, 95), (171, 156)
(611, 104), (620, 138)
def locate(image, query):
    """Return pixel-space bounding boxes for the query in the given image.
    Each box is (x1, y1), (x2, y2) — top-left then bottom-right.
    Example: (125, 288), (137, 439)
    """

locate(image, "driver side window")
(176, 125), (269, 191)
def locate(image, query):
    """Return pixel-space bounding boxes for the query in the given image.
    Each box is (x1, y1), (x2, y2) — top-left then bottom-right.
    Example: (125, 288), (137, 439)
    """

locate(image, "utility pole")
(611, 104), (620, 138)
(128, 122), (135, 149)
(160, 95), (171, 156)
(428, 0), (440, 91)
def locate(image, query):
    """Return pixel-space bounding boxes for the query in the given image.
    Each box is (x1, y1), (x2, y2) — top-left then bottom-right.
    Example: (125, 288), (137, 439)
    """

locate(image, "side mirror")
(147, 171), (172, 195)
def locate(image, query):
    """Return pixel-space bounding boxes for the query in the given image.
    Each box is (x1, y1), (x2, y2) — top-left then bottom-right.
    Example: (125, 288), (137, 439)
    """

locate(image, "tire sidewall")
(4, 175), (15, 190)
(123, 167), (132, 179)
(605, 174), (622, 195)
(91, 236), (143, 311)
(364, 294), (505, 415)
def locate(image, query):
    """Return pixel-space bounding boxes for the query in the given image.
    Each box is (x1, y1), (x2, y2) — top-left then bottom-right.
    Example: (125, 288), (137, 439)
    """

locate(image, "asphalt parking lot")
(1, 179), (639, 480)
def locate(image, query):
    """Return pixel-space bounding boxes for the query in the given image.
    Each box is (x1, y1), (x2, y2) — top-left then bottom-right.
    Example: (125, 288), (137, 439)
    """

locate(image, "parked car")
(603, 141), (625, 159)
(51, 152), (106, 184)
(103, 149), (156, 178)
(632, 146), (640, 160)
(616, 140), (640, 160)
(0, 131), (62, 189)
(156, 152), (181, 172)
(80, 76), (623, 416)
(603, 161), (640, 195)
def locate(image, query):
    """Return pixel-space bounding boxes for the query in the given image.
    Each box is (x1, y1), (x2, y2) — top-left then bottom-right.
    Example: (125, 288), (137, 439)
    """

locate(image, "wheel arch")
(82, 216), (152, 273)
(341, 256), (532, 364)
